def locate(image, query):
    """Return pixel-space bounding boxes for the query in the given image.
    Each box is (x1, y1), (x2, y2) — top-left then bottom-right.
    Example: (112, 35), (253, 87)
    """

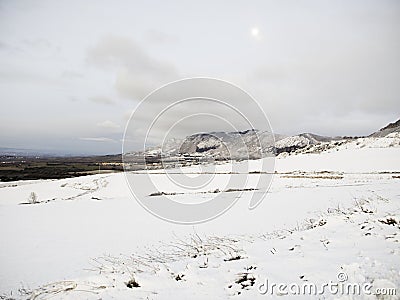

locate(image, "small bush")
(28, 192), (38, 204)
(126, 278), (140, 288)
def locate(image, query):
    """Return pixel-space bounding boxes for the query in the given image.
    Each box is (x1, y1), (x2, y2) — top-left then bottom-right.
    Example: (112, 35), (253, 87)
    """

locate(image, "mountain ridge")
(369, 118), (400, 137)
(140, 118), (400, 160)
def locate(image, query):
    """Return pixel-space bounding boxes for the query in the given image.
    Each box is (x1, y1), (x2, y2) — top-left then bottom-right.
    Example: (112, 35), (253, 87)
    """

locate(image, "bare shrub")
(28, 192), (38, 204)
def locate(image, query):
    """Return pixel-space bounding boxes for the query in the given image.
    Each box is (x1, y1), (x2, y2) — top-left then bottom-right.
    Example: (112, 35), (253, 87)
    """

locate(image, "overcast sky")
(0, 0), (399, 155)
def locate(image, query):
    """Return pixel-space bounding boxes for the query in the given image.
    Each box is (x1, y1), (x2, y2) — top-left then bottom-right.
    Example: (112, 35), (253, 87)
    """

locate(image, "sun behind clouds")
(251, 27), (261, 40)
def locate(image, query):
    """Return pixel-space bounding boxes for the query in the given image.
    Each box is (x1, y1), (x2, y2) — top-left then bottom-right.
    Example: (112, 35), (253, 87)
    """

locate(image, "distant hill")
(274, 133), (341, 154)
(168, 130), (346, 158)
(138, 130), (339, 159)
(128, 117), (400, 161)
(178, 130), (279, 160)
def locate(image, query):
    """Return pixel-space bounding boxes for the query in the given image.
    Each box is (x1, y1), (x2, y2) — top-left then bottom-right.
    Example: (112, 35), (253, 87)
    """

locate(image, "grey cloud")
(79, 137), (116, 142)
(145, 30), (179, 45)
(61, 70), (84, 79)
(248, 27), (400, 137)
(97, 120), (120, 129)
(87, 35), (179, 100)
(0, 67), (54, 84)
(22, 38), (52, 49)
(0, 41), (9, 49)
(0, 41), (24, 54)
(89, 96), (115, 105)
(68, 96), (79, 102)
(1, 0), (399, 155)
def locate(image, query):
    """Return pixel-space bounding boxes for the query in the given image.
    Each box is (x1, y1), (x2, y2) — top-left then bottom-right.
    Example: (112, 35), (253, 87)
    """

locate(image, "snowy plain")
(0, 135), (399, 299)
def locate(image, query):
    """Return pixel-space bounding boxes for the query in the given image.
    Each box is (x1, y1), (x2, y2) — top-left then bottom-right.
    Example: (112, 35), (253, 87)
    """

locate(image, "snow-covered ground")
(0, 139), (399, 299)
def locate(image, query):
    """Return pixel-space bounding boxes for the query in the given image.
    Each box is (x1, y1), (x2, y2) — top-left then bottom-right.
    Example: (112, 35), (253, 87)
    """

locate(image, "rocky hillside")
(137, 118), (400, 161)
(278, 118), (400, 156)
(274, 133), (341, 154)
(369, 118), (400, 138)
(178, 130), (278, 160)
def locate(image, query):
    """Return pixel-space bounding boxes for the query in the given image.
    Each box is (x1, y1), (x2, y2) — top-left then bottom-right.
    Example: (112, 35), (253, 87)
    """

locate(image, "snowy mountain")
(369, 118), (400, 137)
(272, 119), (400, 155)
(275, 133), (344, 155)
(136, 129), (281, 161)
(278, 120), (400, 156)
(274, 135), (310, 154)
(176, 131), (340, 158)
(133, 118), (400, 162)
(178, 130), (278, 160)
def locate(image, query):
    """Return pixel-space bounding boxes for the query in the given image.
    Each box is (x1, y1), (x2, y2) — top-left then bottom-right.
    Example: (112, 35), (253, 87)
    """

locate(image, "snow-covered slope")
(369, 118), (400, 138)
(1, 141), (400, 299)
(275, 135), (310, 153)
